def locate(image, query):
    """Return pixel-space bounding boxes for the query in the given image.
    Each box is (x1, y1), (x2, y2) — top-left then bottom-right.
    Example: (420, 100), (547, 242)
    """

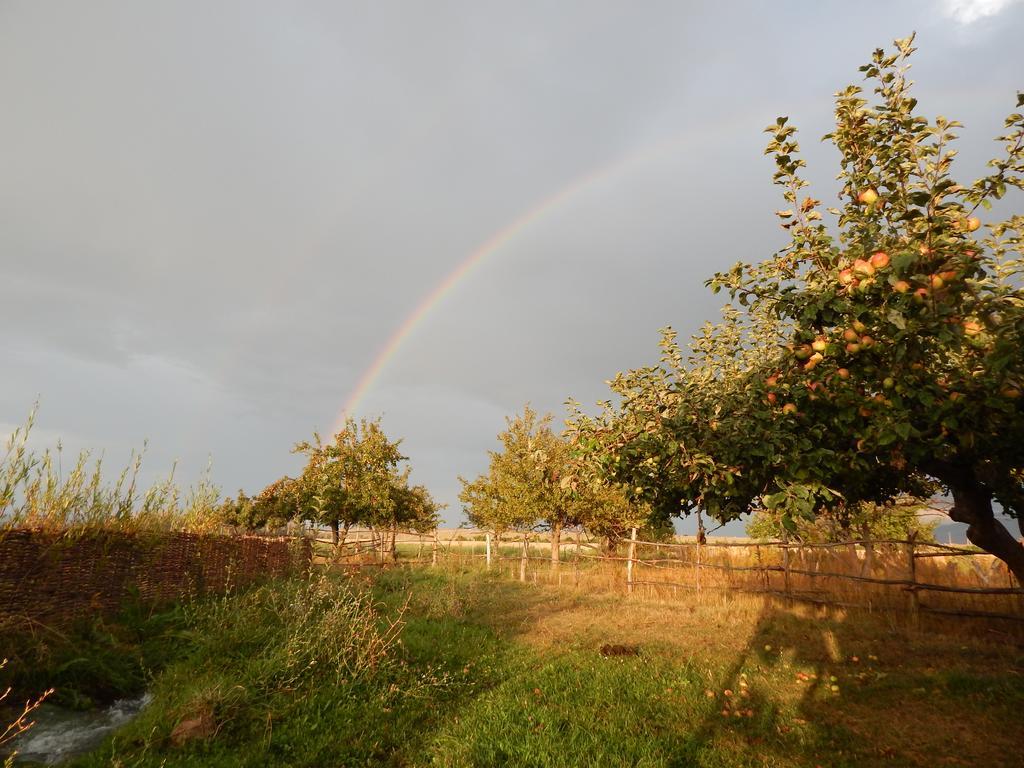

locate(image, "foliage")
(746, 496), (938, 544)
(460, 406), (648, 551)
(568, 36), (1024, 580)
(292, 418), (441, 541)
(1, 405), (221, 534)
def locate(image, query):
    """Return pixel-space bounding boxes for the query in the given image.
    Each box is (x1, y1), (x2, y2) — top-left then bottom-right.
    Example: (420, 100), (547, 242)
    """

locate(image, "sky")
(2, 0), (1023, 535)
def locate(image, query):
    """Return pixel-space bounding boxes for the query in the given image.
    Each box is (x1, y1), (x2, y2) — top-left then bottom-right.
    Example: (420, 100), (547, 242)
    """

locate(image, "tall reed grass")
(1, 406), (221, 534)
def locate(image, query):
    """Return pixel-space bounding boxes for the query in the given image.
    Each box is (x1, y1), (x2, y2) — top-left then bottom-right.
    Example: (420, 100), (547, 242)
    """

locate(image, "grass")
(10, 563), (1022, 767)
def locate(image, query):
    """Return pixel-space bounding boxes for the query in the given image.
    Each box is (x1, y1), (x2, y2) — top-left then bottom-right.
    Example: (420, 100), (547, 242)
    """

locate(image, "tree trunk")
(339, 522), (350, 548)
(390, 524), (397, 562)
(550, 521), (562, 568)
(931, 462), (1024, 585)
(330, 519), (340, 548)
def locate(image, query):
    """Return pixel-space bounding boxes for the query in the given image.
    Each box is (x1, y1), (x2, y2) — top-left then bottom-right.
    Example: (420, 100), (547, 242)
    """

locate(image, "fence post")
(626, 527), (637, 595)
(485, 532), (492, 569)
(694, 538), (702, 593)
(906, 532), (919, 629)
(782, 543), (791, 600)
(755, 544), (768, 592)
(519, 534), (528, 582)
(431, 529), (438, 567)
(574, 530), (581, 587)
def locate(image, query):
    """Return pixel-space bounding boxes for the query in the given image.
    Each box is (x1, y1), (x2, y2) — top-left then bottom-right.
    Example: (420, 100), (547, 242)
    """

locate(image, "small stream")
(7, 694), (150, 765)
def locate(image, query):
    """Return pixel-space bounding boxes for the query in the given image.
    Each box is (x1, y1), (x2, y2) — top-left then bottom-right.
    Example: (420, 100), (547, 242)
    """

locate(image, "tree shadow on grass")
(677, 596), (1023, 768)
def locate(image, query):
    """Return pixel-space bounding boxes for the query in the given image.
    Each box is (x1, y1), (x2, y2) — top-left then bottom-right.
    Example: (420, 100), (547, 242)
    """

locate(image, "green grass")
(9, 565), (1019, 767)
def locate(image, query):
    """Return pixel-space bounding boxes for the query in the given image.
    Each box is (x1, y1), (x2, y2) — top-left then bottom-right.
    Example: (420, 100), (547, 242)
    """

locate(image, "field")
(12, 560), (1018, 768)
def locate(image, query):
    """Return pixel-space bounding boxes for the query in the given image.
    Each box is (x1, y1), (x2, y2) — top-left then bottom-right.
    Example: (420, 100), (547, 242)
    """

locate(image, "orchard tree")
(460, 406), (581, 564)
(294, 417), (407, 547)
(568, 36), (1024, 583)
(250, 476), (300, 531)
(706, 36), (1024, 579)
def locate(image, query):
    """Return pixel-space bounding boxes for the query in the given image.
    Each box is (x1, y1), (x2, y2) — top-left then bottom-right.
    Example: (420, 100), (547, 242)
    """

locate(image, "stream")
(6, 694), (150, 765)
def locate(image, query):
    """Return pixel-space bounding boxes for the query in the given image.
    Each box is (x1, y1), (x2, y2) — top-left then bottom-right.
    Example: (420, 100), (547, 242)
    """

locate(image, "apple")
(843, 328), (860, 343)
(883, 377), (895, 389)
(860, 335), (875, 348)
(836, 368), (850, 380)
(949, 392), (962, 401)
(767, 392), (778, 405)
(939, 270), (958, 283)
(857, 188), (879, 204)
(812, 338), (828, 353)
(852, 320), (867, 334)
(765, 375), (779, 387)
(962, 320), (983, 336)
(893, 279), (911, 293)
(1002, 386), (1022, 399)
(853, 259), (875, 277)
(846, 342), (861, 354)
(782, 403), (798, 415)
(914, 287), (929, 304)
(805, 352), (824, 370)
(930, 274), (945, 290)
(795, 345), (812, 361)
(966, 216), (981, 232)
(870, 251), (890, 269)
(838, 268), (855, 286)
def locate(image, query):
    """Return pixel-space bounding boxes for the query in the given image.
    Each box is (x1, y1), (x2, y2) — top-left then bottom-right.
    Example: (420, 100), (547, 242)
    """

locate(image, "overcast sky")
(2, 1), (1022, 534)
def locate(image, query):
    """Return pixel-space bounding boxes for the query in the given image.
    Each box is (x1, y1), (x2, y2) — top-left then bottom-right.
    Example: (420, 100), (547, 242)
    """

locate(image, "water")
(7, 693), (150, 765)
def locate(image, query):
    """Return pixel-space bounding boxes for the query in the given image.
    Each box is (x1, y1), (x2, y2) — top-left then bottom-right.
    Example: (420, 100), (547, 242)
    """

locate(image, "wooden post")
(485, 532), (492, 568)
(782, 544), (791, 600)
(519, 534), (528, 582)
(756, 544), (768, 592)
(626, 527), (637, 595)
(431, 529), (438, 567)
(693, 537), (702, 593)
(574, 529), (581, 587)
(906, 533), (919, 629)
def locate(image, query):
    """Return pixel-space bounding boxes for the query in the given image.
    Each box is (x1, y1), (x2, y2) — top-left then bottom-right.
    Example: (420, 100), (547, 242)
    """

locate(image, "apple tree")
(706, 35), (1024, 580)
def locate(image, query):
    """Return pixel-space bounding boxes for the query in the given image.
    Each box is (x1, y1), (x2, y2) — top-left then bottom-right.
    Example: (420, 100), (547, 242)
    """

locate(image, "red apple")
(870, 251), (890, 269)
(893, 280), (911, 293)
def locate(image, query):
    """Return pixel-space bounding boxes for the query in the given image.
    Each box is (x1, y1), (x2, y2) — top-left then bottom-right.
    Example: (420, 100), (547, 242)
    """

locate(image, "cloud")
(941, 0), (1022, 24)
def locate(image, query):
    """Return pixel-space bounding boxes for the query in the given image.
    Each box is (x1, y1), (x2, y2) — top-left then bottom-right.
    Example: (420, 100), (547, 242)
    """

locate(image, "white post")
(485, 532), (492, 568)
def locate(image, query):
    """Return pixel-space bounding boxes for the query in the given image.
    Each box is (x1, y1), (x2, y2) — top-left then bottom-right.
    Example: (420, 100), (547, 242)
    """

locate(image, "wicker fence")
(0, 529), (312, 628)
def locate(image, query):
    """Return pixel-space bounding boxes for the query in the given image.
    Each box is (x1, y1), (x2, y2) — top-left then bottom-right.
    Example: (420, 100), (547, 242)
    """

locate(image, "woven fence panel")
(0, 529), (312, 628)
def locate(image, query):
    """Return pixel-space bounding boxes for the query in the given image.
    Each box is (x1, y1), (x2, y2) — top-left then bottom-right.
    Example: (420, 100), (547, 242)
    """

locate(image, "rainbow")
(332, 126), (731, 433)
